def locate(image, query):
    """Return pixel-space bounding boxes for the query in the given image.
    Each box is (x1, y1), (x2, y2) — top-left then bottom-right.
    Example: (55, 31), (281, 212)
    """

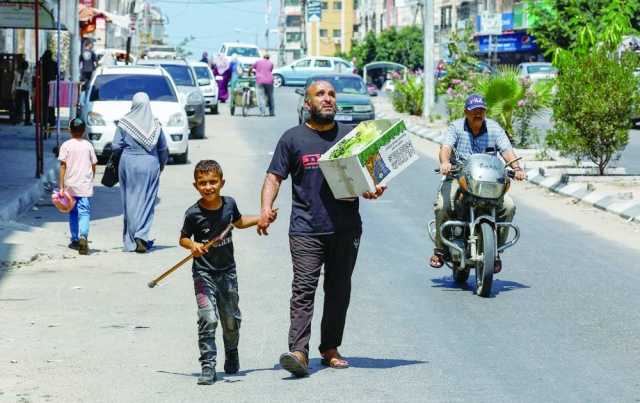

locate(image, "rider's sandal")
(429, 250), (446, 269)
(494, 259), (502, 274)
(320, 349), (349, 369)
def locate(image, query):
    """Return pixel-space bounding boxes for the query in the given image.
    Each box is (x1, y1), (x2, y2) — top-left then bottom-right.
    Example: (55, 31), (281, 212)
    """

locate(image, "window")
(314, 59), (332, 68)
(284, 0), (300, 5)
(333, 29), (341, 38)
(333, 1), (342, 10)
(321, 1), (328, 9)
(457, 1), (477, 20)
(294, 59), (311, 68)
(319, 29), (328, 38)
(286, 15), (302, 27)
(159, 64), (196, 87)
(194, 66), (212, 80)
(90, 75), (177, 102)
(227, 47), (260, 58)
(335, 61), (351, 72)
(440, 6), (452, 29)
(286, 32), (302, 42)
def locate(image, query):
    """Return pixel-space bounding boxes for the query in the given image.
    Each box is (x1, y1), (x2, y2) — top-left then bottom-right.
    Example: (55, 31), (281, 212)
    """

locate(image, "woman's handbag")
(101, 153), (120, 187)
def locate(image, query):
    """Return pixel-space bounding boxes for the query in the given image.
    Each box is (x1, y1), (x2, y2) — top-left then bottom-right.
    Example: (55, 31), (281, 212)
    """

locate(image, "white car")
(79, 65), (190, 164)
(191, 61), (219, 114)
(219, 42), (262, 73)
(517, 62), (558, 83)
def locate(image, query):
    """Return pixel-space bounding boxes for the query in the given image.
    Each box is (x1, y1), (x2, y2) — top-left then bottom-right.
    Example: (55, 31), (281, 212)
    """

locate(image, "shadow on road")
(430, 275), (529, 297)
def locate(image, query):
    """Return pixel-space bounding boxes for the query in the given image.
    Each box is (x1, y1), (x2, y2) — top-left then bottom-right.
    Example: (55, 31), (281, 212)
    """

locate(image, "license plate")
(335, 114), (353, 121)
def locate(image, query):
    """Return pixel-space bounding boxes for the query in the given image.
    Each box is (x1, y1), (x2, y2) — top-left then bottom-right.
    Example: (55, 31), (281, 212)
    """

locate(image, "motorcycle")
(428, 150), (521, 297)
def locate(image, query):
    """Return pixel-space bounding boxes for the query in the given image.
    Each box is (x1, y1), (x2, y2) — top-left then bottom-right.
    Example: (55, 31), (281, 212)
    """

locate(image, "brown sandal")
(320, 349), (349, 369)
(279, 351), (309, 378)
(429, 250), (446, 268)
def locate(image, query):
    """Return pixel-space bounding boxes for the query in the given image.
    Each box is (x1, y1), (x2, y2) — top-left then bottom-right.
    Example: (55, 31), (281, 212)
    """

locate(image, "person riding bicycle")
(430, 94), (526, 271)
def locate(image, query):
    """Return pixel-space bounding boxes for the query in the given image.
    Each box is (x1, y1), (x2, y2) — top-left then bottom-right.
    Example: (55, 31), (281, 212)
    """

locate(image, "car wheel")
(173, 148), (189, 164)
(273, 74), (283, 88)
(191, 121), (205, 139)
(212, 104), (219, 114)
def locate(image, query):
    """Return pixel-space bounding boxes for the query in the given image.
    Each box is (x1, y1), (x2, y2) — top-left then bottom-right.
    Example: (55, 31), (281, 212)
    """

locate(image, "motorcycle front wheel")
(475, 222), (495, 298)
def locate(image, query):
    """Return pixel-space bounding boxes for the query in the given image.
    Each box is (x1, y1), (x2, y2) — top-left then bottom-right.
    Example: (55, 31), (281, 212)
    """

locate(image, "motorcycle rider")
(430, 94), (526, 271)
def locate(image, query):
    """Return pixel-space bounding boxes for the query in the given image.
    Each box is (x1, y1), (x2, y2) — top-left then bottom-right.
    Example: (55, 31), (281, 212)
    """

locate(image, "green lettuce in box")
(319, 119), (419, 199)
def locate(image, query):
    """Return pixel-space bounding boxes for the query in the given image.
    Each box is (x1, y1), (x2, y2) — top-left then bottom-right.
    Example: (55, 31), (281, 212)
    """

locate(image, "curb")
(377, 110), (640, 223)
(0, 164), (59, 222)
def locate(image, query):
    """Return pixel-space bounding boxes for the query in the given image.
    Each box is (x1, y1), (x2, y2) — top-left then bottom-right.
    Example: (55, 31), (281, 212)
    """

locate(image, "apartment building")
(278, 0), (355, 63)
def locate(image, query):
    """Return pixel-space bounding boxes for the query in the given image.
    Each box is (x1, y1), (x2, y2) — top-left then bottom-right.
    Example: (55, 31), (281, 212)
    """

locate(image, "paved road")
(1, 88), (640, 403)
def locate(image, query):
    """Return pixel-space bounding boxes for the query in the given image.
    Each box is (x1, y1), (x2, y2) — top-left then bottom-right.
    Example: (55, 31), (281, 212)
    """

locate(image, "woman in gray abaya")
(111, 92), (169, 253)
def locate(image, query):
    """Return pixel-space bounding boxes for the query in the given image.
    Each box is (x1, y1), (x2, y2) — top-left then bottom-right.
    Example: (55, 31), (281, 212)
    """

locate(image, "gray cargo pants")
(193, 268), (241, 369)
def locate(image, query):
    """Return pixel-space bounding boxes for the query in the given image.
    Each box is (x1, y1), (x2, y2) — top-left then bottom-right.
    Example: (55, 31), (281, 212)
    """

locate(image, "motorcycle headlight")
(353, 104), (373, 113)
(87, 112), (106, 126)
(187, 91), (204, 105)
(167, 112), (186, 127)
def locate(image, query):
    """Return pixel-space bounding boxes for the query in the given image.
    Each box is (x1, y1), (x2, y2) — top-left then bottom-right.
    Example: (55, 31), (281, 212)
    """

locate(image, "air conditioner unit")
(333, 38), (341, 44)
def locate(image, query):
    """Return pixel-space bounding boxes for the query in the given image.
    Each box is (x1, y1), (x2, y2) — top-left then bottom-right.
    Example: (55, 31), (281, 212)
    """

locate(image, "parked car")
(78, 65), (190, 164)
(192, 61), (219, 114)
(219, 42), (262, 73)
(295, 74), (375, 124)
(273, 57), (353, 87)
(517, 62), (558, 83)
(138, 58), (206, 138)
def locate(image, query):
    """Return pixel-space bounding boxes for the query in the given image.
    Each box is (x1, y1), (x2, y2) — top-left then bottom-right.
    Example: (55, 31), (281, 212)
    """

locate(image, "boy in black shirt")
(180, 160), (268, 385)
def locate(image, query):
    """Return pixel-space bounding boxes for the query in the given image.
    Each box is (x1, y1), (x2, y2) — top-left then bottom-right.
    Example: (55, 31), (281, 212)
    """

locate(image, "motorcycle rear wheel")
(475, 222), (495, 298)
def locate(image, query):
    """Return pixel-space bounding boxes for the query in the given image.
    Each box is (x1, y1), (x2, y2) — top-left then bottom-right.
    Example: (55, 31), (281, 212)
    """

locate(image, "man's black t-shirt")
(181, 196), (241, 272)
(267, 123), (361, 235)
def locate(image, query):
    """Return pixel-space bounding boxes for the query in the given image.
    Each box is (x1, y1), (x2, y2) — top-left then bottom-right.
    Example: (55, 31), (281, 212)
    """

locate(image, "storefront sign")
(478, 12), (502, 35)
(477, 32), (538, 53)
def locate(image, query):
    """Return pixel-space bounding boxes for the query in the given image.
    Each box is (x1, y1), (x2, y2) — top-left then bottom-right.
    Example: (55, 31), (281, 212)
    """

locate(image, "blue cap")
(465, 94), (487, 110)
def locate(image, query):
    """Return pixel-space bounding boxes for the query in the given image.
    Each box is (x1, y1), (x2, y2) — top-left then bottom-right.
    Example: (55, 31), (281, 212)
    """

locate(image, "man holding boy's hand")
(259, 80), (385, 378)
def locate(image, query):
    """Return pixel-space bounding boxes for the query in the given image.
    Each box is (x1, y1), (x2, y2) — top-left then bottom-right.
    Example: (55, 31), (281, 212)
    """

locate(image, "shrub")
(391, 75), (424, 116)
(546, 48), (638, 174)
(512, 79), (554, 147)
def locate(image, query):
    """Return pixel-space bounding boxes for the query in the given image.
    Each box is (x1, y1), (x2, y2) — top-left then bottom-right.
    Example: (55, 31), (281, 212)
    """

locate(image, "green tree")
(527, 0), (640, 55)
(436, 23), (480, 96)
(176, 36), (195, 58)
(541, 1), (640, 174)
(350, 31), (378, 69)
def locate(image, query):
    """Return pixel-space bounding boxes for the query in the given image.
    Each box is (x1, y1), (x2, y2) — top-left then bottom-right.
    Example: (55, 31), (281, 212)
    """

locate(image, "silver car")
(138, 58), (207, 139)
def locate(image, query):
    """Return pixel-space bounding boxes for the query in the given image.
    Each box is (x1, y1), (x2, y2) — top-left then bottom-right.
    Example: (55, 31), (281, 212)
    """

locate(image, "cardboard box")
(319, 119), (419, 199)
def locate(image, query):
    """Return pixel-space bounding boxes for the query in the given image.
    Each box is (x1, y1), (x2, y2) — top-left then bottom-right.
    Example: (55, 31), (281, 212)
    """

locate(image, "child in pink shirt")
(58, 118), (97, 255)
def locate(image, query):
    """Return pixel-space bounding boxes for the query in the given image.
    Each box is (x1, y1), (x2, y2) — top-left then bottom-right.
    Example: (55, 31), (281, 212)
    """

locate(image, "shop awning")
(0, 0), (66, 30)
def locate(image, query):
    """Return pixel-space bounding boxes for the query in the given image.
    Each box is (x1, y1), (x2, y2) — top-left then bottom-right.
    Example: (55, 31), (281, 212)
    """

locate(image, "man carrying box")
(258, 80), (385, 378)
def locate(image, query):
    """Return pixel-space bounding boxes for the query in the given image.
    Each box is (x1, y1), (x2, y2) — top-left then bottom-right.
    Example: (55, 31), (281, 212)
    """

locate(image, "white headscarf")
(117, 92), (161, 152)
(215, 53), (230, 74)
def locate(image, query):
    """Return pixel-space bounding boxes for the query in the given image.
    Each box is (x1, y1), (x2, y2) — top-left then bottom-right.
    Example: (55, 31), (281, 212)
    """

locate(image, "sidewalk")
(373, 94), (640, 223)
(0, 121), (71, 268)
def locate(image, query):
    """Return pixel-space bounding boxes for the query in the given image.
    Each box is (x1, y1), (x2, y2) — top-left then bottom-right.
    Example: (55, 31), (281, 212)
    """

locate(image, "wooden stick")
(147, 224), (234, 288)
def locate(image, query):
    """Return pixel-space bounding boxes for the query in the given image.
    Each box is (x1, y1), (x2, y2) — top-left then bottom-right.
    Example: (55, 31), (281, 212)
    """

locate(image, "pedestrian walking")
(251, 53), (275, 116)
(200, 51), (209, 64)
(79, 41), (97, 84)
(212, 53), (231, 102)
(111, 92), (169, 253)
(39, 49), (58, 129)
(179, 160), (267, 385)
(11, 60), (32, 125)
(258, 80), (386, 378)
(58, 118), (97, 256)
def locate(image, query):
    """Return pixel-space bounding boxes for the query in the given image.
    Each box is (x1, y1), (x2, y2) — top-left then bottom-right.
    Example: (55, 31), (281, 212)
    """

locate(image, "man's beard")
(309, 104), (336, 124)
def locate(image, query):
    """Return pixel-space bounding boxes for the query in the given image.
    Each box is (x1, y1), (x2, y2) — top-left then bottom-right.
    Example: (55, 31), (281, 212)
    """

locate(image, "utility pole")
(301, 0), (307, 56)
(422, 0), (434, 118)
(125, 1), (136, 65)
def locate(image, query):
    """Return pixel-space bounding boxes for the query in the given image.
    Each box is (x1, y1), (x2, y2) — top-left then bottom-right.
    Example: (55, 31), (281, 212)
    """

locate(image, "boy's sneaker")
(224, 349), (239, 374)
(78, 237), (89, 255)
(197, 367), (216, 385)
(68, 240), (80, 250)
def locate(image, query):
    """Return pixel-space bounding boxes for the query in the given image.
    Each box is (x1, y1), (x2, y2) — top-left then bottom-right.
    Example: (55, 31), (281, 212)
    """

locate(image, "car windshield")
(527, 65), (557, 74)
(89, 74), (177, 102)
(227, 47), (260, 58)
(308, 76), (367, 95)
(194, 66), (211, 80)
(160, 64), (196, 86)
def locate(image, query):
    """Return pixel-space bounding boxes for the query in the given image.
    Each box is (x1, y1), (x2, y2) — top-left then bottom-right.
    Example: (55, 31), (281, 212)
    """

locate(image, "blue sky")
(150, 0), (280, 60)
